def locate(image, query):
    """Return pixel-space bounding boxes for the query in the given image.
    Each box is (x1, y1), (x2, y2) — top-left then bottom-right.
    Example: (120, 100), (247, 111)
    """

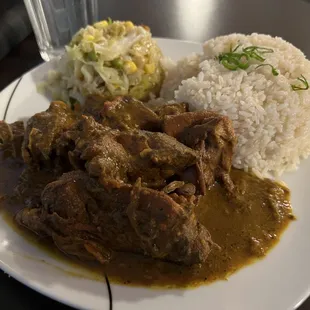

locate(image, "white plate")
(0, 38), (309, 310)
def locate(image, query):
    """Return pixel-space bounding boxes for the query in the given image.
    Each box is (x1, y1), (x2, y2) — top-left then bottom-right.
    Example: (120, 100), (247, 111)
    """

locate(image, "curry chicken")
(0, 96), (294, 287)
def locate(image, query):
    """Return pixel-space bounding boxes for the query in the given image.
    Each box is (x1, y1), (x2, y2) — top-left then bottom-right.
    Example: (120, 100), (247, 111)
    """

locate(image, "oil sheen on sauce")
(0, 154), (294, 288)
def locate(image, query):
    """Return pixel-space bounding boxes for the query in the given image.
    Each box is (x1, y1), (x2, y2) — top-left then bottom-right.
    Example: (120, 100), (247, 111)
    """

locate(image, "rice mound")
(160, 53), (201, 100)
(164, 33), (310, 176)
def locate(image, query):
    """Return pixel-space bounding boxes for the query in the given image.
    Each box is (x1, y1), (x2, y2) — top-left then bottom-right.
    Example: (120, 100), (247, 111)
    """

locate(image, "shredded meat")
(163, 111), (236, 193)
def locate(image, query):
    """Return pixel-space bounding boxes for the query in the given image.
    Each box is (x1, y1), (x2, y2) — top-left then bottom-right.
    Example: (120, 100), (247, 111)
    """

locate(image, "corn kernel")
(94, 20), (108, 29)
(84, 35), (95, 41)
(144, 63), (155, 74)
(125, 21), (134, 30)
(124, 61), (137, 74)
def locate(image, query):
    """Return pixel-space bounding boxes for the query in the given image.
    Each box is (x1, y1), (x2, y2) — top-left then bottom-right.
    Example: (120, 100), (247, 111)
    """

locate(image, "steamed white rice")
(160, 53), (202, 100)
(160, 33), (310, 176)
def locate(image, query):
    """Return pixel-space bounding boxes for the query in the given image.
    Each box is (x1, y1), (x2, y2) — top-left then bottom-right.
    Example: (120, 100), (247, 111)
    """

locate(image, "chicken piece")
(150, 102), (188, 118)
(83, 95), (107, 121)
(0, 121), (24, 158)
(16, 171), (213, 265)
(163, 110), (218, 137)
(101, 96), (161, 131)
(163, 111), (236, 193)
(62, 116), (197, 188)
(116, 129), (198, 186)
(16, 171), (114, 263)
(15, 207), (50, 236)
(65, 116), (131, 185)
(22, 101), (79, 166)
(15, 166), (58, 208)
(127, 179), (212, 265)
(84, 96), (187, 127)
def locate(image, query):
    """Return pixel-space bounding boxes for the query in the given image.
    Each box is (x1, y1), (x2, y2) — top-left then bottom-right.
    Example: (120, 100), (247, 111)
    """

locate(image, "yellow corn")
(124, 61), (137, 74)
(125, 21), (134, 30)
(144, 63), (155, 74)
(84, 34), (95, 41)
(94, 20), (108, 28)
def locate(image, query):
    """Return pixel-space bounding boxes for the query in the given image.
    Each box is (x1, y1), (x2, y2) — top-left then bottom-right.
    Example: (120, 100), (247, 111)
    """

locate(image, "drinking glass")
(24, 0), (99, 61)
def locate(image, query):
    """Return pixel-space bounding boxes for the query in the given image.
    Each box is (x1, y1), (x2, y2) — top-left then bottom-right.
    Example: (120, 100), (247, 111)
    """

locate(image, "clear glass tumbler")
(24, 0), (99, 61)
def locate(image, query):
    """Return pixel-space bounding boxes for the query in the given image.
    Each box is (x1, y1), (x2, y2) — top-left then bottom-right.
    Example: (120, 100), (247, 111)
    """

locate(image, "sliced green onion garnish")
(232, 44), (241, 52)
(243, 46), (274, 54)
(248, 51), (265, 62)
(256, 64), (279, 76)
(217, 44), (277, 74)
(238, 53), (250, 69)
(221, 58), (239, 70)
(291, 75), (309, 91)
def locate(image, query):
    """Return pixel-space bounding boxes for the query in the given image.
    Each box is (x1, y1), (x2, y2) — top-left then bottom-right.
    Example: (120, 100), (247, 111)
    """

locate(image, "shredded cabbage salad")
(39, 20), (164, 103)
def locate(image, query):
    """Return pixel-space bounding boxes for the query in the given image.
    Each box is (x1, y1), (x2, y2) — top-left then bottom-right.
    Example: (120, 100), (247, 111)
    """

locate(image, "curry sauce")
(0, 153), (294, 288)
(101, 169), (294, 287)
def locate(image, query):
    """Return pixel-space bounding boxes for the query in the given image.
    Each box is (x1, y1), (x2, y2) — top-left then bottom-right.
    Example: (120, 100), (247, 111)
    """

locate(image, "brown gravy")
(0, 154), (294, 288)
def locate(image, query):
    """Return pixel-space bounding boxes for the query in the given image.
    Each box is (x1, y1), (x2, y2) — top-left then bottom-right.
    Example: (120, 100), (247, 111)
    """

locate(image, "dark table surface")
(1, 0), (310, 309)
